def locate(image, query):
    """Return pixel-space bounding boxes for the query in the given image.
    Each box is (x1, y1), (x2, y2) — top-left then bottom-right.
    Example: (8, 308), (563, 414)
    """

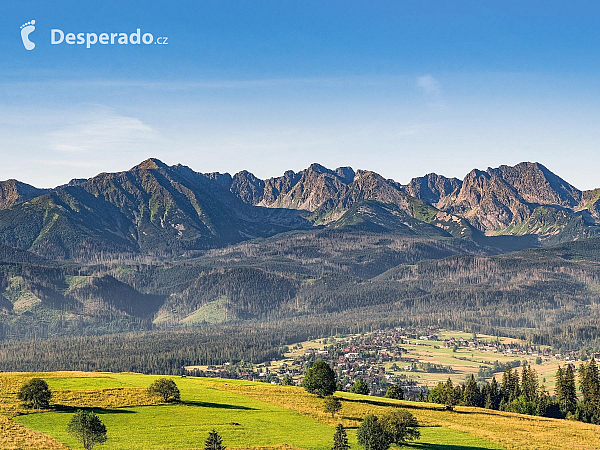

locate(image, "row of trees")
(428, 359), (600, 424)
(429, 364), (553, 416)
(558, 359), (600, 424)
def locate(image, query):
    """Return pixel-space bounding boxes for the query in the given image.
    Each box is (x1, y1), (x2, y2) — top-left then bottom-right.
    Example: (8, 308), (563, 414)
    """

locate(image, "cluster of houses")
(184, 327), (599, 396)
(186, 326), (439, 397)
(442, 336), (553, 357)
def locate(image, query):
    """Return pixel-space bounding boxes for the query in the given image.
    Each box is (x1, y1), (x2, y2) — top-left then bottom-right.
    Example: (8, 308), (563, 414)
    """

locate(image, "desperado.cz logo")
(20, 20), (168, 50)
(20, 20), (36, 50)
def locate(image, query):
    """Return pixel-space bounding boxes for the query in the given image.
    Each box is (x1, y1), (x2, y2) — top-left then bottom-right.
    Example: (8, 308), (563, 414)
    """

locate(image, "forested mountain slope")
(0, 159), (599, 348)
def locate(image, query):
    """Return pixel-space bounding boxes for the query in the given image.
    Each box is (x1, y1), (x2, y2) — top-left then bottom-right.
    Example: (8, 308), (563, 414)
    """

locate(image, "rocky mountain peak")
(404, 173), (462, 206)
(306, 163), (333, 175)
(134, 158), (168, 171)
(231, 170), (265, 205)
(490, 162), (581, 207)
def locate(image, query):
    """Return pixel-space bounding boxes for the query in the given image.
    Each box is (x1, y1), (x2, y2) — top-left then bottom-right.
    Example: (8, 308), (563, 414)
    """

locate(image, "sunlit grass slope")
(0, 372), (598, 449)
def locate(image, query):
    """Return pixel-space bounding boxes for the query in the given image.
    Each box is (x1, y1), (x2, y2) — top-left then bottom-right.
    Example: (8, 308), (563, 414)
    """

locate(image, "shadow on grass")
(340, 397), (446, 412)
(340, 397), (508, 419)
(181, 400), (257, 410)
(405, 444), (497, 450)
(52, 405), (136, 414)
(340, 415), (362, 422)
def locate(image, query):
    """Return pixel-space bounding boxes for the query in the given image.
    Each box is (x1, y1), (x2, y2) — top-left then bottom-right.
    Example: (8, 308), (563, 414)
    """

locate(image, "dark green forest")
(0, 232), (599, 372)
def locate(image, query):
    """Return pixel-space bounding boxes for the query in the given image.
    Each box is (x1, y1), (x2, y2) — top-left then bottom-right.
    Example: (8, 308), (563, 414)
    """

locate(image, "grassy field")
(211, 379), (600, 450)
(1, 371), (598, 450)
(391, 331), (572, 395)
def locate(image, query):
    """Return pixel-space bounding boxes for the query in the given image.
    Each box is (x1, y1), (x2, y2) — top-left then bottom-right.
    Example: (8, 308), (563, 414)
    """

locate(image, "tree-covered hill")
(0, 230), (599, 350)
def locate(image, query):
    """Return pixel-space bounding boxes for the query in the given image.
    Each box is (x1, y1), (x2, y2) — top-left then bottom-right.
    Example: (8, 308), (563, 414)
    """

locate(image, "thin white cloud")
(48, 112), (161, 154)
(416, 74), (441, 96)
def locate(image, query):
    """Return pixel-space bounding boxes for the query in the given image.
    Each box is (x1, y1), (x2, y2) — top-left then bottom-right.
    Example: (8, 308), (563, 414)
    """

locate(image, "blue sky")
(1, 1), (600, 189)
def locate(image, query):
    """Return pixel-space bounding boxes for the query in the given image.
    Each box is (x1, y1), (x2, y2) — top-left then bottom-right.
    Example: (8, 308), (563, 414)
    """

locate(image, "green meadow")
(1, 371), (598, 449)
(13, 373), (334, 450)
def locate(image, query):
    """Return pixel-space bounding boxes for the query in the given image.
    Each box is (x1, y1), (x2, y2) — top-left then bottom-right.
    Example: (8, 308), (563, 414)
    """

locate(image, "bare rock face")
(404, 173), (462, 206)
(437, 168), (531, 231)
(0, 180), (48, 210)
(230, 170), (265, 205)
(434, 162), (583, 232)
(261, 170), (301, 206)
(248, 164), (427, 225)
(258, 163), (351, 212)
(490, 162), (581, 207)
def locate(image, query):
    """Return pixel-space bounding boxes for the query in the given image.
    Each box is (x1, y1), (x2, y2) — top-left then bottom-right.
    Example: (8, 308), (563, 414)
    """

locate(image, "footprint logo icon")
(20, 20), (36, 50)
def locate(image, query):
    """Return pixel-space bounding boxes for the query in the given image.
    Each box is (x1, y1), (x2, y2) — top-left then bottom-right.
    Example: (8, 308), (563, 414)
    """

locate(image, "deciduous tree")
(379, 409), (420, 445)
(323, 396), (342, 418)
(357, 415), (390, 450)
(67, 410), (107, 450)
(147, 378), (181, 402)
(17, 378), (52, 409)
(384, 385), (404, 400)
(303, 360), (336, 397)
(350, 379), (369, 395)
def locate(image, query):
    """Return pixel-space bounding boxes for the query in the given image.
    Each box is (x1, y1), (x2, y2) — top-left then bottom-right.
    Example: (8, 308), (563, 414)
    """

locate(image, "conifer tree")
(484, 390), (493, 410)
(332, 424), (350, 450)
(463, 375), (480, 407)
(557, 365), (577, 415)
(500, 365), (513, 403)
(555, 366), (564, 407)
(537, 388), (549, 417)
(521, 365), (538, 402)
(489, 377), (500, 410)
(204, 429), (226, 450)
(508, 368), (521, 402)
(579, 359), (599, 402)
(577, 359), (600, 423)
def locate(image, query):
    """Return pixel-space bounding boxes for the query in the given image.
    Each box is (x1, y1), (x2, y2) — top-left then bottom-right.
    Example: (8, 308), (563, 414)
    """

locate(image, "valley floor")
(0, 372), (598, 449)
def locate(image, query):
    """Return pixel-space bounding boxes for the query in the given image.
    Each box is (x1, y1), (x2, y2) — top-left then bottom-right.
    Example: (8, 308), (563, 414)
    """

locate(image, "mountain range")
(0, 159), (598, 260)
(1, 159), (600, 346)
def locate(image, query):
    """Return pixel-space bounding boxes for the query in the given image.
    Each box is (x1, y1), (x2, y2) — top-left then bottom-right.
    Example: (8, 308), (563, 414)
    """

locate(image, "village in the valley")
(185, 327), (598, 397)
